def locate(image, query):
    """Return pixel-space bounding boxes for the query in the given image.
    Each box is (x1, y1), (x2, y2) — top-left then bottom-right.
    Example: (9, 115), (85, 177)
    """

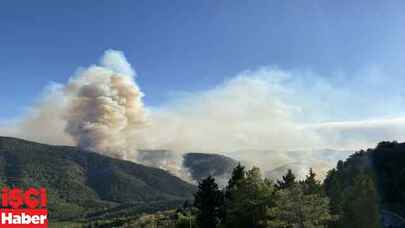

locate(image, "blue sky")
(1, 0), (405, 120)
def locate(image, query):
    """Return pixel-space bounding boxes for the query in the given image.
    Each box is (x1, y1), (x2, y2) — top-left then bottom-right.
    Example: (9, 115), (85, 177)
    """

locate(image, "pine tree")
(342, 173), (380, 228)
(275, 169), (296, 190)
(268, 184), (334, 228)
(303, 168), (322, 195)
(222, 163), (246, 224)
(225, 163), (246, 199)
(225, 167), (274, 228)
(194, 176), (224, 228)
(323, 168), (345, 228)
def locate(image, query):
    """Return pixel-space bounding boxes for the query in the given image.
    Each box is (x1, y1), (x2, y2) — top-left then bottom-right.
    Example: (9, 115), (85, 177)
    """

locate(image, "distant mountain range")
(0, 137), (196, 221)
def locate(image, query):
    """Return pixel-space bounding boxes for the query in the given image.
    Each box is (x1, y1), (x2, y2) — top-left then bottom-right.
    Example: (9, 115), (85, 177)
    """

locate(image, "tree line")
(181, 163), (381, 228)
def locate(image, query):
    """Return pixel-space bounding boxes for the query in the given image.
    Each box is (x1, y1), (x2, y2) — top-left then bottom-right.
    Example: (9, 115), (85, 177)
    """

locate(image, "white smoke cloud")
(0, 83), (74, 146)
(2, 50), (405, 180)
(135, 69), (324, 155)
(1, 50), (147, 161)
(64, 50), (148, 160)
(100, 49), (136, 77)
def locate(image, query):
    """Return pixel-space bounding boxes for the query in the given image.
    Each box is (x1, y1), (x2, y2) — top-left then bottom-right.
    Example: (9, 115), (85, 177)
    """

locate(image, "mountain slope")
(136, 150), (239, 185)
(183, 153), (238, 185)
(0, 137), (196, 220)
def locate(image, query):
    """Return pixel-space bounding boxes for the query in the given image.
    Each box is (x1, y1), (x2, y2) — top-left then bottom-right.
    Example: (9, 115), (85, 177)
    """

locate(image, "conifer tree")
(275, 169), (296, 190)
(225, 163), (246, 199)
(323, 168), (344, 228)
(342, 173), (380, 228)
(269, 184), (333, 228)
(222, 163), (246, 224)
(194, 176), (224, 228)
(225, 167), (274, 228)
(303, 168), (322, 195)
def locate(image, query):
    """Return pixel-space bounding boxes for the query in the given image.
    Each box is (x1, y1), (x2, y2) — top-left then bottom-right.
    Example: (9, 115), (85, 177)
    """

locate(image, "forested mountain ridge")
(324, 141), (405, 227)
(183, 153), (238, 185)
(0, 136), (196, 221)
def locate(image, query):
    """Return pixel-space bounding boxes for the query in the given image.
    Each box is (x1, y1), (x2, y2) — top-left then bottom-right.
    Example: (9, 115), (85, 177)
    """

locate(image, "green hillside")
(0, 136), (196, 221)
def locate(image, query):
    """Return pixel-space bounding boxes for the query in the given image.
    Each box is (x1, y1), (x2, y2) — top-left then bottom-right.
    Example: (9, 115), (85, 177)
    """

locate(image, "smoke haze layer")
(2, 50), (405, 179)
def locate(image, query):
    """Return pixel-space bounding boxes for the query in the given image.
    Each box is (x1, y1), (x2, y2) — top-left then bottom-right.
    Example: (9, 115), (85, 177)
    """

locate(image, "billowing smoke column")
(63, 50), (147, 159)
(0, 50), (190, 178)
(40, 50), (147, 160)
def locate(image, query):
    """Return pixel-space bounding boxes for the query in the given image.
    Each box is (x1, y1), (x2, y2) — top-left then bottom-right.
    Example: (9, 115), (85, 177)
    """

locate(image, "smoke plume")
(1, 50), (147, 161)
(63, 51), (147, 159)
(2, 50), (405, 180)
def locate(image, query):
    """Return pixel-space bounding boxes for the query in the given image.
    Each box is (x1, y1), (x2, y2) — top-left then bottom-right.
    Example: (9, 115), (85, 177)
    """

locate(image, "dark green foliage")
(224, 163), (245, 199)
(0, 137), (196, 221)
(323, 147), (382, 228)
(225, 167), (275, 228)
(342, 173), (380, 228)
(269, 184), (333, 228)
(372, 141), (405, 206)
(220, 162), (246, 225)
(86, 165), (335, 228)
(194, 176), (224, 228)
(322, 169), (345, 228)
(275, 169), (296, 190)
(303, 168), (322, 195)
